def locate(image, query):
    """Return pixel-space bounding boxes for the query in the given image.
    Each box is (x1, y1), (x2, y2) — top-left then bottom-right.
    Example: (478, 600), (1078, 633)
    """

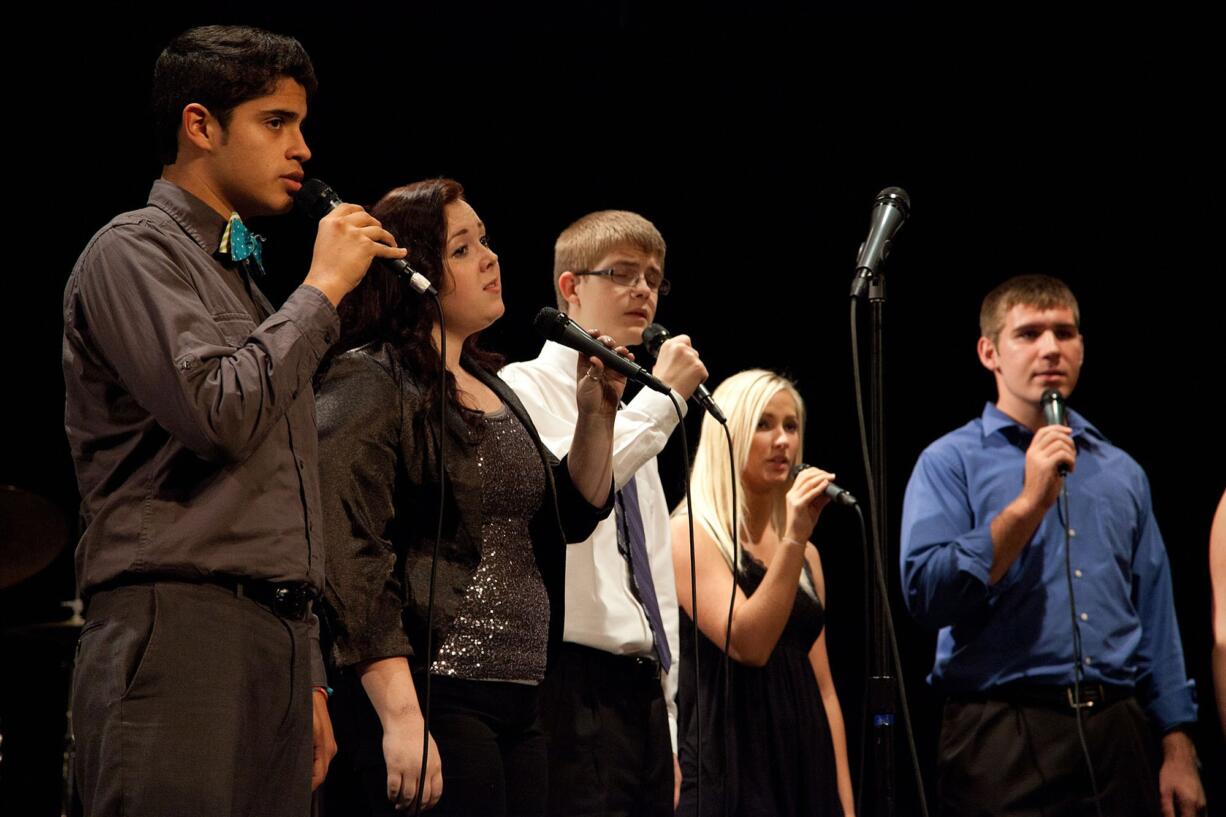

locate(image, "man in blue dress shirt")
(900, 274), (1205, 816)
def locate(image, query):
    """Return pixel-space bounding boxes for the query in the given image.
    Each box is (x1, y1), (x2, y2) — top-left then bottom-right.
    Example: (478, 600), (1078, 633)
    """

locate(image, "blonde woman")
(671, 370), (854, 817)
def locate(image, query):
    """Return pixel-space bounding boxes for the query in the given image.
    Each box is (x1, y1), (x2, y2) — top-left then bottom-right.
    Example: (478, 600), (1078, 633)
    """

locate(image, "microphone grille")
(294, 178), (342, 221)
(641, 323), (671, 358)
(789, 462), (810, 480)
(875, 186), (911, 217)
(533, 307), (569, 341)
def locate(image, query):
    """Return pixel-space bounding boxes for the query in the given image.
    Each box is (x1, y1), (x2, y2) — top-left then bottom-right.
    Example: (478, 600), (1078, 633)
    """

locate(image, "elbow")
(187, 432), (256, 465)
(727, 631), (775, 667)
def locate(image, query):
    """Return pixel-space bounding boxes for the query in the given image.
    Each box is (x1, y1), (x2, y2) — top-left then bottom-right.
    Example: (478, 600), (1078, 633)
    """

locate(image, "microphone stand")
(864, 273), (896, 817)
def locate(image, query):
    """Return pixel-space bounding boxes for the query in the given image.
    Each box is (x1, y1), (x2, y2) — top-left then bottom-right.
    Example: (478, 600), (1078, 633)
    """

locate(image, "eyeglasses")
(574, 268), (671, 296)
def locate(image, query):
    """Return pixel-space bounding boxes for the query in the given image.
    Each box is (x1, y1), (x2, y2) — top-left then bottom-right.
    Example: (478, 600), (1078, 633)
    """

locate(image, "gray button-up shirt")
(63, 180), (337, 610)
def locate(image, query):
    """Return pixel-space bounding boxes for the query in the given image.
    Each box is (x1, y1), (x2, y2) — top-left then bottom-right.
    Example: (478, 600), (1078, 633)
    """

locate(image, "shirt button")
(1074, 569), (1083, 578)
(1069, 528), (1077, 537)
(1080, 612), (1088, 622)
(1084, 656), (1092, 666)
(298, 457), (305, 469)
(324, 332), (334, 344)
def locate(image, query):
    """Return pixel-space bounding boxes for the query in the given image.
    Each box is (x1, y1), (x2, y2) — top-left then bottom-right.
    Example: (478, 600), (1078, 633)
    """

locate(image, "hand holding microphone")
(295, 178), (430, 305)
(790, 463), (858, 507)
(1021, 389), (1076, 512)
(641, 323), (725, 423)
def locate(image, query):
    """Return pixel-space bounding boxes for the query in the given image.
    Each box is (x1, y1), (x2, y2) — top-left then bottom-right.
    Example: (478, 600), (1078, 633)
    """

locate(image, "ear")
(557, 270), (581, 309)
(180, 102), (218, 153)
(976, 335), (998, 374)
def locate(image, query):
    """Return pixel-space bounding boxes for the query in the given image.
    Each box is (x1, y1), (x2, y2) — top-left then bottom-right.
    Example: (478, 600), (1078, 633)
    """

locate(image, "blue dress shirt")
(900, 402), (1196, 732)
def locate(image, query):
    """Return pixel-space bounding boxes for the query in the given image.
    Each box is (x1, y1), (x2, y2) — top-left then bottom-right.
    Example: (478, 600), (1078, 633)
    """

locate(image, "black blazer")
(315, 343), (611, 673)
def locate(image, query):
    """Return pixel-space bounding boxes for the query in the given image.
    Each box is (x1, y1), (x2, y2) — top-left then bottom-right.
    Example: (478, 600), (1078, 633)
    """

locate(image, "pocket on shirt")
(213, 314), (257, 347)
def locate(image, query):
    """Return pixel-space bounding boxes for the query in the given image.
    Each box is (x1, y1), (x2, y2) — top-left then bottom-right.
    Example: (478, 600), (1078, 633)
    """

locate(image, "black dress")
(677, 554), (842, 817)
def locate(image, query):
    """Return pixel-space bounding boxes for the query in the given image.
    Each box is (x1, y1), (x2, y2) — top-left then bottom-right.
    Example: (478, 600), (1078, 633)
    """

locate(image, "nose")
(630, 273), (653, 299)
(482, 243), (499, 269)
(290, 126), (311, 164)
(1037, 328), (1061, 356)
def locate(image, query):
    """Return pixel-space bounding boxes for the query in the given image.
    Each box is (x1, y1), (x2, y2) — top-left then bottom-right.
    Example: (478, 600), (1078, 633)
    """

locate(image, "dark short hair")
(980, 274), (1080, 344)
(152, 25), (317, 165)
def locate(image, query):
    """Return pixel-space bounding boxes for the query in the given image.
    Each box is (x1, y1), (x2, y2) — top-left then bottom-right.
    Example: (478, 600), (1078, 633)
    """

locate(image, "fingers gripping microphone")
(790, 463), (858, 507)
(640, 323), (727, 424)
(533, 308), (672, 395)
(849, 186), (911, 298)
(294, 178), (437, 296)
(1041, 389), (1070, 476)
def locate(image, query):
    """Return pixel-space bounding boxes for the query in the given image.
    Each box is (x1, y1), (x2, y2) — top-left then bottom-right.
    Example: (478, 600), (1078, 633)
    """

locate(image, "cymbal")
(0, 485), (71, 590)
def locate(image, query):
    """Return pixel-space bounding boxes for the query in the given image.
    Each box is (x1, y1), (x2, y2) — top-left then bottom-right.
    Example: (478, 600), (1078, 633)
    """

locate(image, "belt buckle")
(1066, 686), (1097, 710)
(272, 584), (308, 619)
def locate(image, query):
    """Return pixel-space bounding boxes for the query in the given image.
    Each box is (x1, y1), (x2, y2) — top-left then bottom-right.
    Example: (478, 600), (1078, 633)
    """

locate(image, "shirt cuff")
(630, 385), (688, 427)
(1146, 679), (1199, 734)
(285, 285), (341, 361)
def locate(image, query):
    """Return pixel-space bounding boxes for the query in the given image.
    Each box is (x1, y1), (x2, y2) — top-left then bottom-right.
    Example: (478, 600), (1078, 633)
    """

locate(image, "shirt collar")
(146, 179), (228, 255)
(980, 401), (1105, 443)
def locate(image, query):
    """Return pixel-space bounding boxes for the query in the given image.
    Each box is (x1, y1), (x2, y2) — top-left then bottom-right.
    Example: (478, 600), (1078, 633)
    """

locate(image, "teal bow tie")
(220, 213), (265, 276)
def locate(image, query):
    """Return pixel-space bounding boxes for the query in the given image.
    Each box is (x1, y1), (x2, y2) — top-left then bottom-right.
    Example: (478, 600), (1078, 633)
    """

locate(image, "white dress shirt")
(501, 340), (684, 749)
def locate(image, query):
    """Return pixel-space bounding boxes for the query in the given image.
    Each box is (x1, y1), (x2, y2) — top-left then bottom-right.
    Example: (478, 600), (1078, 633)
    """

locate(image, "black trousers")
(71, 582), (314, 817)
(540, 642), (673, 817)
(331, 673), (547, 817)
(937, 692), (1162, 817)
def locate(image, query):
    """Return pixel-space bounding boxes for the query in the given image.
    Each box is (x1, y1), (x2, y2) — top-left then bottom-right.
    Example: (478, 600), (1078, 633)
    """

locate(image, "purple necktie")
(615, 476), (672, 672)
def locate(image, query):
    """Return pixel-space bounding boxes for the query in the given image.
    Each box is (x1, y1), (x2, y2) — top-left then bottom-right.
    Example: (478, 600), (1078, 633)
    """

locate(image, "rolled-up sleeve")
(316, 354), (414, 668)
(900, 445), (996, 629)
(551, 454), (615, 544)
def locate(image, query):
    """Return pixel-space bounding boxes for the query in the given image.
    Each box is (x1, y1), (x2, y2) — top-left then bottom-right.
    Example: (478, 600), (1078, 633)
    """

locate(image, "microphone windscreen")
(294, 178), (342, 221)
(641, 323), (671, 358)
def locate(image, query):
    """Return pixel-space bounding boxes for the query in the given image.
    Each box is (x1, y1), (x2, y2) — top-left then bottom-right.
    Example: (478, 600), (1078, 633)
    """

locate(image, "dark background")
(3, 4), (1223, 815)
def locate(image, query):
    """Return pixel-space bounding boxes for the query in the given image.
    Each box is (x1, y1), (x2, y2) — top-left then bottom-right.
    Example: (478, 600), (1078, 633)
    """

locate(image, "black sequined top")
(315, 344), (612, 675)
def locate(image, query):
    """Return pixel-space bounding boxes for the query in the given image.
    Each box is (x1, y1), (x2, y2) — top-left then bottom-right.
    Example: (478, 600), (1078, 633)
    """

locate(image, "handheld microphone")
(533, 308), (672, 395)
(1041, 389), (1070, 476)
(640, 323), (727, 424)
(294, 178), (436, 296)
(790, 463), (858, 507)
(850, 186), (910, 298)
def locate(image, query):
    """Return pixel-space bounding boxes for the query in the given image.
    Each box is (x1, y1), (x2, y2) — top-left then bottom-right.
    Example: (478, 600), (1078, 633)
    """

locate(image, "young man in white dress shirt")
(502, 210), (709, 816)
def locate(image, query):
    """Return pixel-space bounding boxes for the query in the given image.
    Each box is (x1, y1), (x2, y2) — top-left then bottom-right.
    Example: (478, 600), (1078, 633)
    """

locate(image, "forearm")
(727, 542), (808, 664)
(567, 410), (616, 507)
(988, 494), (1046, 584)
(1214, 642), (1226, 738)
(822, 688), (856, 816)
(358, 656), (422, 725)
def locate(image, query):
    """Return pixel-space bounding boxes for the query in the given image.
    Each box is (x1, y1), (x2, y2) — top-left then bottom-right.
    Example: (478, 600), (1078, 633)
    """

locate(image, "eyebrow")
(261, 108), (302, 122)
(448, 221), (485, 242)
(1012, 321), (1078, 334)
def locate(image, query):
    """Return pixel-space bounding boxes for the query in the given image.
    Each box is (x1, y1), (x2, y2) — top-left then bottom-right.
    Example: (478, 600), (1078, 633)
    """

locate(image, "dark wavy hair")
(331, 178), (504, 419)
(153, 25), (317, 165)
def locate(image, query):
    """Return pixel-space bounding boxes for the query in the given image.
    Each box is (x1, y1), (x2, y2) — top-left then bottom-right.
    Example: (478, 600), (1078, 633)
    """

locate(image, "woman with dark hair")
(316, 178), (624, 816)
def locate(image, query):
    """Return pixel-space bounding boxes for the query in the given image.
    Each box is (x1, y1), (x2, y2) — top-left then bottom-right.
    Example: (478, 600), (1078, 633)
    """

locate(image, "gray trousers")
(72, 581), (313, 817)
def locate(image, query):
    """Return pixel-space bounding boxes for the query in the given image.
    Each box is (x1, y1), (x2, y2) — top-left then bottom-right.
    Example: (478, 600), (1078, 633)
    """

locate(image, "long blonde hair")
(676, 369), (814, 594)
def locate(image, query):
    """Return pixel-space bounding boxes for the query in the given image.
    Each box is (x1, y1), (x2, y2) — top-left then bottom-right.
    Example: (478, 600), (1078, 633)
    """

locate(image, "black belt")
(86, 575), (317, 623)
(955, 682), (1135, 712)
(560, 641), (662, 683)
(213, 575), (317, 622)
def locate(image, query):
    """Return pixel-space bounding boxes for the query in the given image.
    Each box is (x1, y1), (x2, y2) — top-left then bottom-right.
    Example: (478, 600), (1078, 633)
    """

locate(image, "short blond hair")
(980, 274), (1080, 344)
(553, 210), (666, 311)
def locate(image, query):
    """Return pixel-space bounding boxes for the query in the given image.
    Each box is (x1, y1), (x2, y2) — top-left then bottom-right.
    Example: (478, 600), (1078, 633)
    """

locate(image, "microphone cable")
(413, 293), (445, 817)
(668, 393), (703, 817)
(1057, 481), (1104, 817)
